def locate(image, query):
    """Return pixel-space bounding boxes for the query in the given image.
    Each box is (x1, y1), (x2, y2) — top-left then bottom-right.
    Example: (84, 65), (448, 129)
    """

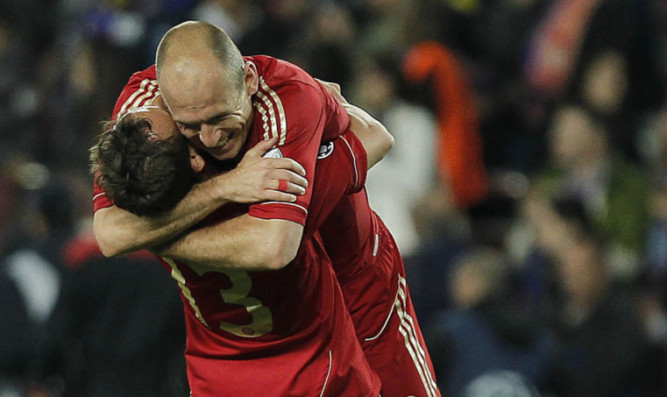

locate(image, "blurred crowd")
(2, 0), (667, 396)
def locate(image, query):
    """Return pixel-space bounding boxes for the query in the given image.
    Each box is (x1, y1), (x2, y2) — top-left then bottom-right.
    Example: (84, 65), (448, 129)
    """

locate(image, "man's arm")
(94, 138), (308, 256)
(153, 96), (393, 271)
(346, 103), (394, 169)
(154, 81), (394, 270)
(316, 79), (393, 168)
(155, 216), (302, 271)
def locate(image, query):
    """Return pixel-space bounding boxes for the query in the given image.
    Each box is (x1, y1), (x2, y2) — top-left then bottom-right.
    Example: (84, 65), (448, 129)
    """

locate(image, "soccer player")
(92, 22), (383, 396)
(95, 54), (439, 397)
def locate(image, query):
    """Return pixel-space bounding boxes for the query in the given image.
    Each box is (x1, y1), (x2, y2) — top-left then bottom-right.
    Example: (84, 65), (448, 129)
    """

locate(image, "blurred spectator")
(435, 0), (547, 173)
(542, 197), (650, 397)
(524, 0), (664, 161)
(426, 247), (554, 396)
(354, 0), (440, 58)
(191, 0), (260, 43)
(350, 54), (437, 256)
(403, 41), (488, 212)
(238, 0), (312, 60)
(35, 230), (187, 397)
(528, 103), (651, 281)
(0, 173), (75, 396)
(297, 2), (357, 87)
(0, 263), (34, 396)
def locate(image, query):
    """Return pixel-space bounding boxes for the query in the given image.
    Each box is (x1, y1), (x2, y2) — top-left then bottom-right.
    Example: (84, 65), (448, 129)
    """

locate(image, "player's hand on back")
(315, 78), (349, 104)
(216, 137), (308, 203)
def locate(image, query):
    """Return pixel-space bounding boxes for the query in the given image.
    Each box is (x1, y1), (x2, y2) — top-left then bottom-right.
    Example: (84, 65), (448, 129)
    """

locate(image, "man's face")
(124, 105), (208, 175)
(161, 61), (257, 162)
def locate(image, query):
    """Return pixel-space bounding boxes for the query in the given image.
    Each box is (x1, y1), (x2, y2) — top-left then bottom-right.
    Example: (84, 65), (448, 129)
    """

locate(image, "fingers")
(267, 181), (308, 202)
(315, 78), (347, 103)
(271, 169), (308, 193)
(315, 78), (341, 94)
(264, 157), (306, 177)
(247, 136), (278, 157)
(264, 190), (299, 203)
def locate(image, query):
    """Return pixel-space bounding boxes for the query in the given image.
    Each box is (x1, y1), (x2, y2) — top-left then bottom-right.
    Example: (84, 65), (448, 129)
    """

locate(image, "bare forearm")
(345, 103), (394, 168)
(155, 215), (303, 271)
(94, 178), (227, 256)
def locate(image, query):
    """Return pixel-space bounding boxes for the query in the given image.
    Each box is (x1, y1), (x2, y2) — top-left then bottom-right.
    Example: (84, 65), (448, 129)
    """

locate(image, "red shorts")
(342, 220), (441, 397)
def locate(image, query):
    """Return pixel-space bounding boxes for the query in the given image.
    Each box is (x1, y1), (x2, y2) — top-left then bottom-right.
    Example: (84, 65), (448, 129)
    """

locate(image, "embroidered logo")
(318, 141), (335, 159)
(263, 147), (283, 159)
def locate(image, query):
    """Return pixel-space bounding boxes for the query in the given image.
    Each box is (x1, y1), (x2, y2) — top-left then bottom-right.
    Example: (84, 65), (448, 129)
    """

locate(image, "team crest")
(263, 147), (283, 159)
(318, 141), (335, 159)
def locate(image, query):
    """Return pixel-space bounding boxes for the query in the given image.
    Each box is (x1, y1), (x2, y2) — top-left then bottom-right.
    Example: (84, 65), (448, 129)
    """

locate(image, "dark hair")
(89, 116), (196, 216)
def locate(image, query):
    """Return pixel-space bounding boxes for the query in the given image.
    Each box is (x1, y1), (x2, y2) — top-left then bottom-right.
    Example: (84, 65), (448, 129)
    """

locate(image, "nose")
(199, 124), (221, 148)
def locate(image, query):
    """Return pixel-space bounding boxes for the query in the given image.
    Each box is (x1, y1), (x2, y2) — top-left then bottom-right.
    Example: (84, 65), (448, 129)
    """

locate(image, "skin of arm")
(94, 138), (308, 257)
(345, 102), (394, 169)
(94, 176), (231, 257)
(156, 215), (303, 271)
(153, 98), (393, 271)
(315, 78), (394, 168)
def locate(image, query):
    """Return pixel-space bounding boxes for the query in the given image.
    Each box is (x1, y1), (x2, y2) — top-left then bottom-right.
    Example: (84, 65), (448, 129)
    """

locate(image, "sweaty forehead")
(160, 59), (240, 109)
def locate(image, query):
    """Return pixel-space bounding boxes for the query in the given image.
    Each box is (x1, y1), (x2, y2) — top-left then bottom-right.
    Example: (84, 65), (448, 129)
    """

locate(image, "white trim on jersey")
(260, 78), (287, 145)
(252, 77), (288, 145)
(339, 135), (360, 190)
(92, 192), (106, 201)
(118, 78), (159, 117)
(318, 350), (333, 397)
(364, 298), (395, 342)
(395, 275), (439, 397)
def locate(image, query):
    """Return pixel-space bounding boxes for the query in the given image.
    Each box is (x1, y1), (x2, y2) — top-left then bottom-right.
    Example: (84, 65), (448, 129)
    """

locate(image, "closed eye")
(177, 122), (200, 132)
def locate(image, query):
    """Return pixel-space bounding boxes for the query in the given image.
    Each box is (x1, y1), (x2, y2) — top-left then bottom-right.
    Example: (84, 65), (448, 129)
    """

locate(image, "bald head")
(154, 21), (259, 162)
(156, 21), (245, 100)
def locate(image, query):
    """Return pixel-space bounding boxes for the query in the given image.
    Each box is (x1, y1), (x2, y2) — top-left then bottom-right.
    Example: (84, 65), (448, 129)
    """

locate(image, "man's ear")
(245, 60), (259, 96)
(189, 147), (206, 173)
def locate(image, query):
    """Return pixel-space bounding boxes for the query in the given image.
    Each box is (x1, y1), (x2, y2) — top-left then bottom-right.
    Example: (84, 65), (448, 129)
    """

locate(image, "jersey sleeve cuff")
(248, 202), (308, 226)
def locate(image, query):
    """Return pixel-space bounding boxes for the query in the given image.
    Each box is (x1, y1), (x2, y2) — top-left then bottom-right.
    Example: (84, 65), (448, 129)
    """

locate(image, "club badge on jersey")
(318, 141), (334, 159)
(263, 147), (283, 159)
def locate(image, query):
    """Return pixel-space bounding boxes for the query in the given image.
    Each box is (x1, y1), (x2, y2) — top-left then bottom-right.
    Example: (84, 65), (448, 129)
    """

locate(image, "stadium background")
(2, 0), (667, 396)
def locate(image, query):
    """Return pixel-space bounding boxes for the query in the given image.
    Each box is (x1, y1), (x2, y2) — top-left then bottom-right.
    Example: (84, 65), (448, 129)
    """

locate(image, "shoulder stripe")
(92, 192), (107, 201)
(339, 135), (360, 189)
(130, 81), (158, 111)
(255, 89), (278, 140)
(252, 99), (272, 140)
(256, 77), (287, 145)
(118, 78), (158, 116)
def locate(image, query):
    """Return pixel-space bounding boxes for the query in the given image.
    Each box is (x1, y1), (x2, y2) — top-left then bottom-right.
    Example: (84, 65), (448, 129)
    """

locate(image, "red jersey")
(93, 58), (380, 396)
(93, 65), (159, 211)
(243, 55), (351, 226)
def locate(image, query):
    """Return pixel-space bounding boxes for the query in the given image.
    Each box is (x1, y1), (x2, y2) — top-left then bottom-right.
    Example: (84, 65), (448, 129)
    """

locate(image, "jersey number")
(163, 258), (273, 338)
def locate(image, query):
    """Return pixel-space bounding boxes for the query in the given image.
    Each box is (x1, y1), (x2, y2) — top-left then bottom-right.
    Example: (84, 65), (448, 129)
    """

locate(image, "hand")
(216, 137), (308, 203)
(315, 78), (349, 104)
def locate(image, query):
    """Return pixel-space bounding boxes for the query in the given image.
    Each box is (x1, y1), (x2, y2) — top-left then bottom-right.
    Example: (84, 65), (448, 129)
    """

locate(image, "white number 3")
(163, 258), (273, 338)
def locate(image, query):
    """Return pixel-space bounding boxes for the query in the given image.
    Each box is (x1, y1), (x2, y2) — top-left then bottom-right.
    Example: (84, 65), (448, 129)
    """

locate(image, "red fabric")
(244, 55), (350, 226)
(93, 65), (160, 212)
(107, 56), (378, 396)
(403, 41), (487, 209)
